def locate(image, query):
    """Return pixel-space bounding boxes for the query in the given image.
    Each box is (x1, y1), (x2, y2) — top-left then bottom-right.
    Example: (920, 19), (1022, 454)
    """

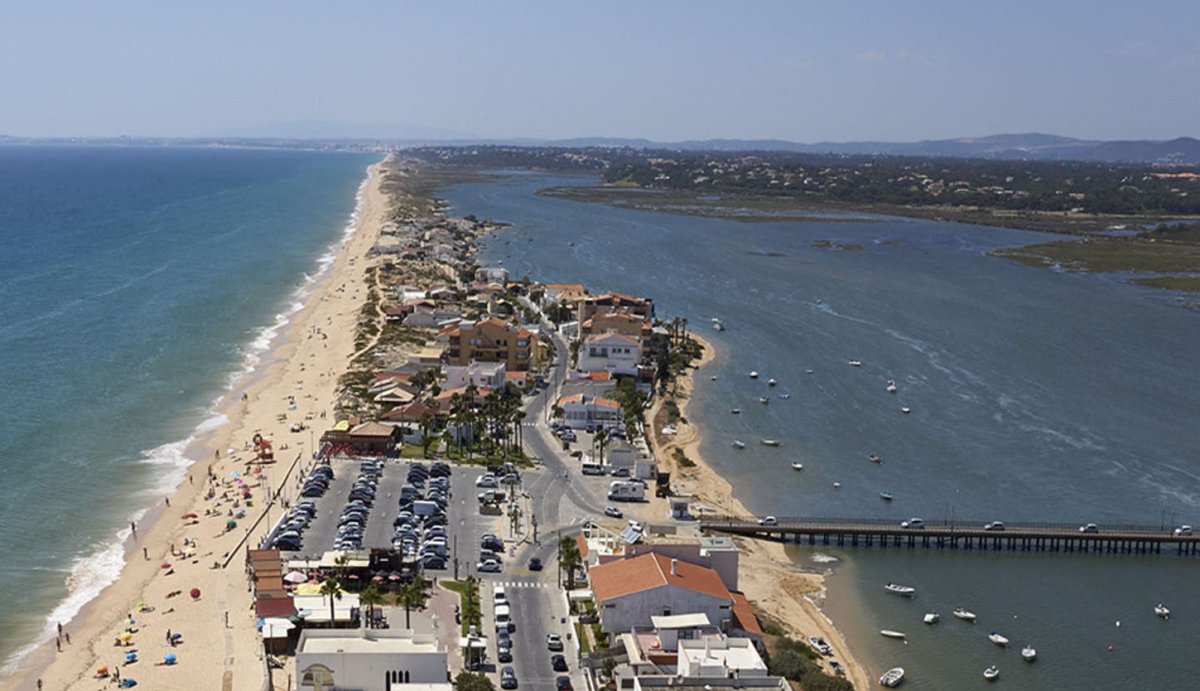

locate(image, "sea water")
(446, 171), (1200, 690)
(0, 145), (374, 671)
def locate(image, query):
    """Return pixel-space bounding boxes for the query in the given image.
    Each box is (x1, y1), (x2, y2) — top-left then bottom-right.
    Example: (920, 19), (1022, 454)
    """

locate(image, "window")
(300, 664), (335, 690)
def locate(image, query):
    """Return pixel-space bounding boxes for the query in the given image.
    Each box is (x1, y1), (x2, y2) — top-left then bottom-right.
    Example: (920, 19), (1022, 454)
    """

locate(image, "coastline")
(1, 157), (390, 691)
(647, 333), (871, 691)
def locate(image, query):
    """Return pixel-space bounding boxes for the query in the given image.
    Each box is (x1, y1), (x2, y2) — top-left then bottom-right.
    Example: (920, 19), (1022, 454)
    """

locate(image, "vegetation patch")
(1129, 276), (1200, 292)
(672, 448), (696, 468)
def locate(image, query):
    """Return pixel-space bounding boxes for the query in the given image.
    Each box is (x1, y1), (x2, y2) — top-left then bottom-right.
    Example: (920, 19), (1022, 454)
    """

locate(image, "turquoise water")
(444, 172), (1200, 690)
(0, 146), (374, 670)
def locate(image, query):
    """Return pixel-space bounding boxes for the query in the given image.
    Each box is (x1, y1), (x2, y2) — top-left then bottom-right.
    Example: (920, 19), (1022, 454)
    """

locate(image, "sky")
(1, 1), (1197, 142)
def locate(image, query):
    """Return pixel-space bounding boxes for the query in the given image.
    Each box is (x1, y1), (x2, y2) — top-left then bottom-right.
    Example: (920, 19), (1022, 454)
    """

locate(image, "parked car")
(604, 507), (624, 519)
(555, 676), (572, 691)
(477, 559), (502, 573)
(498, 646), (513, 664)
(547, 634), (564, 651)
(500, 666), (518, 689)
(551, 654), (568, 672)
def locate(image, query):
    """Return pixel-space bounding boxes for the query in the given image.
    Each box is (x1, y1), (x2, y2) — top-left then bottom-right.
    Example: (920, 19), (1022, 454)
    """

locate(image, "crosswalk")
(490, 579), (549, 589)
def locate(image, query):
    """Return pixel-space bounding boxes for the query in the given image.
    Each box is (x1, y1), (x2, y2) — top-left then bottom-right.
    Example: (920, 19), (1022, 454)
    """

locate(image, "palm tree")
(319, 578), (342, 628)
(397, 576), (430, 629)
(359, 583), (385, 629)
(558, 535), (581, 590)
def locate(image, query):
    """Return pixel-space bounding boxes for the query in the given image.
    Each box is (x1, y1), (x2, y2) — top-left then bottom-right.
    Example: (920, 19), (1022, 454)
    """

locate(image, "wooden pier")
(699, 517), (1200, 555)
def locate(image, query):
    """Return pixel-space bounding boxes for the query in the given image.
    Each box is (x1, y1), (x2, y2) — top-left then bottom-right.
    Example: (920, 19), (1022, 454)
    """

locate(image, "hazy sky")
(2, 1), (1197, 141)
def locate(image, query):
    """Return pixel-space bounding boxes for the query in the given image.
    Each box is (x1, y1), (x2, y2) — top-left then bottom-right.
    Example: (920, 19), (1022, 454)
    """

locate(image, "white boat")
(868, 453), (883, 463)
(880, 630), (907, 640)
(805, 369), (815, 374)
(886, 379), (898, 394)
(732, 440), (746, 449)
(833, 482), (841, 489)
(761, 439), (781, 447)
(848, 360), (863, 367)
(767, 378), (778, 387)
(791, 463), (804, 471)
(710, 375), (718, 381)
(731, 408), (742, 415)
(989, 632), (1009, 647)
(983, 666), (1000, 681)
(879, 492), (894, 501)
(1021, 645), (1037, 662)
(712, 321), (725, 332)
(924, 612), (940, 624)
(900, 407), (912, 414)
(779, 393), (791, 399)
(1155, 603), (1170, 618)
(749, 371), (759, 379)
(760, 396), (770, 405)
(879, 667), (905, 688)
(953, 608), (977, 622)
(884, 583), (916, 597)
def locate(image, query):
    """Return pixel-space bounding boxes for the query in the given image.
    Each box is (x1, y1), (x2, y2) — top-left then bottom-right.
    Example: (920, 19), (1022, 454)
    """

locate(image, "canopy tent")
(260, 617), (296, 639)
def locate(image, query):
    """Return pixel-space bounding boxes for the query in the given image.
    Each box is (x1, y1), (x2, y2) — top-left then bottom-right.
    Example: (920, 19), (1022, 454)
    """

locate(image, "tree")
(319, 578), (342, 628)
(558, 535), (581, 590)
(359, 583), (385, 629)
(453, 671), (496, 691)
(419, 412), (435, 456)
(397, 576), (430, 629)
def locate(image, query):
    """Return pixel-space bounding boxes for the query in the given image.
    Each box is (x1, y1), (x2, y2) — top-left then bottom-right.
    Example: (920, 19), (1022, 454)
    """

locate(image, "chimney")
(671, 559), (678, 576)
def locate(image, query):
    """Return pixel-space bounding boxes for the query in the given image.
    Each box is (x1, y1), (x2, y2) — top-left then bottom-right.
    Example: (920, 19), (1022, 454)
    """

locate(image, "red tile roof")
(255, 595), (296, 619)
(590, 552), (732, 604)
(730, 591), (764, 637)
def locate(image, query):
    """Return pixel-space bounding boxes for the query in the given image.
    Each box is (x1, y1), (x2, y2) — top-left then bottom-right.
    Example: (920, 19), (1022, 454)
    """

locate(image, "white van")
(493, 585), (507, 605)
(581, 462), (605, 476)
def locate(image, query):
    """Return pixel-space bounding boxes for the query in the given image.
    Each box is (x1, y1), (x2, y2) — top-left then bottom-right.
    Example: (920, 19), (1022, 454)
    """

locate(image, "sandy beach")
(1, 158), (392, 691)
(647, 334), (870, 691)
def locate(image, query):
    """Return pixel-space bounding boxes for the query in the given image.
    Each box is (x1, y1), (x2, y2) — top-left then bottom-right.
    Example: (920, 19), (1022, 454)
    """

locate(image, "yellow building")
(443, 318), (540, 371)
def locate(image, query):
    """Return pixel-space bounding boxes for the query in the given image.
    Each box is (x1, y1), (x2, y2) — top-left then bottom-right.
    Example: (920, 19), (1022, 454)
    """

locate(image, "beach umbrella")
(230, 470), (241, 479)
(387, 572), (402, 581)
(283, 570), (307, 584)
(96, 666), (109, 677)
(190, 587), (201, 600)
(180, 512), (198, 519)
(160, 562), (172, 569)
(225, 519), (237, 530)
(119, 679), (138, 688)
(118, 631), (133, 642)
(164, 654), (177, 665)
(124, 651), (138, 663)
(348, 574), (359, 580)
(371, 575), (383, 582)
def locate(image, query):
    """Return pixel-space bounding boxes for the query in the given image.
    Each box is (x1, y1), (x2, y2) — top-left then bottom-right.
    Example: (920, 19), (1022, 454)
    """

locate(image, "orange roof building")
(589, 553), (734, 634)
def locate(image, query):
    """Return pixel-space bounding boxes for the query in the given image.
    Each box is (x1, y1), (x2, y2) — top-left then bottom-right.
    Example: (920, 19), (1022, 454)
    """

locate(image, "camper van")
(607, 480), (645, 502)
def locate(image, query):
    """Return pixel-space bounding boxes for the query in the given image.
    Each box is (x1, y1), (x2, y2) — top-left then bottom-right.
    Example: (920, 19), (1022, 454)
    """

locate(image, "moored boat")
(879, 667), (905, 688)
(731, 408), (741, 414)
(779, 393), (791, 399)
(886, 379), (898, 393)
(1155, 603), (1170, 618)
(884, 582), (916, 597)
(749, 371), (759, 379)
(791, 462), (804, 471)
(923, 612), (939, 624)
(767, 378), (777, 387)
(880, 629), (906, 640)
(732, 440), (746, 449)
(761, 439), (781, 447)
(1021, 645), (1037, 662)
(953, 607), (977, 622)
(868, 453), (883, 463)
(880, 492), (894, 501)
(760, 396), (770, 405)
(900, 406), (912, 414)
(983, 666), (1000, 681)
(848, 360), (863, 367)
(989, 631), (1009, 647)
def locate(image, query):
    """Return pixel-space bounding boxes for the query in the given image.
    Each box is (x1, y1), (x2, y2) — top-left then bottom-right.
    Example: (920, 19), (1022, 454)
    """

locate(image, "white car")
(758, 516), (778, 526)
(546, 633), (564, 651)
(1079, 523), (1099, 533)
(1174, 525), (1192, 536)
(603, 506), (623, 519)
(476, 475), (498, 488)
(901, 518), (925, 529)
(984, 521), (1005, 531)
(477, 559), (501, 573)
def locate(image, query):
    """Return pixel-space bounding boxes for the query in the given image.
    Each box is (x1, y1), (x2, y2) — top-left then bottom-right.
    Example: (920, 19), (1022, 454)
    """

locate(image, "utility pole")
(556, 528), (562, 587)
(453, 534), (459, 580)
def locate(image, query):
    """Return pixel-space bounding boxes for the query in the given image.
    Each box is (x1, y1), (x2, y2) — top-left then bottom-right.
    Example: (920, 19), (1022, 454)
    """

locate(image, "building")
(616, 615), (767, 683)
(556, 393), (624, 431)
(442, 318), (538, 371)
(576, 333), (642, 376)
(443, 361), (506, 390)
(577, 292), (655, 325)
(590, 552), (734, 635)
(630, 676), (788, 691)
(676, 638), (768, 678)
(607, 440), (655, 480)
(624, 538), (741, 591)
(296, 628), (450, 691)
(581, 312), (653, 349)
(320, 421), (401, 456)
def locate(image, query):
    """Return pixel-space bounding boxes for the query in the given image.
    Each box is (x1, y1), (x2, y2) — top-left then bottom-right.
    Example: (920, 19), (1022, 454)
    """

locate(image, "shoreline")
(647, 332), (871, 690)
(1, 157), (390, 691)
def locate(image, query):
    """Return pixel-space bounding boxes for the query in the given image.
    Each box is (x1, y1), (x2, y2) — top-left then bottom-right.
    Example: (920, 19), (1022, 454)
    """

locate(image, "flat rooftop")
(299, 630), (441, 655)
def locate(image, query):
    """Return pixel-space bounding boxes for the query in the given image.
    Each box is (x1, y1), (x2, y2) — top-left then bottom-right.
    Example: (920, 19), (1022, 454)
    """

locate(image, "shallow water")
(445, 171), (1200, 691)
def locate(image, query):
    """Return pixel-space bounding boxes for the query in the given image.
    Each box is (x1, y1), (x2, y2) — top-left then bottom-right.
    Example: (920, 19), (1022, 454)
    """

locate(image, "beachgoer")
(64, 632), (70, 644)
(36, 679), (42, 690)
(143, 547), (148, 560)
(130, 521), (137, 537)
(57, 623), (62, 636)
(55, 638), (60, 652)
(165, 496), (170, 507)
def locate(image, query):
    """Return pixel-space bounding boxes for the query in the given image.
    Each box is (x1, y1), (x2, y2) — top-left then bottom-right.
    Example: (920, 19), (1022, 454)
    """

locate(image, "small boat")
(879, 667), (905, 688)
(989, 632), (1009, 647)
(712, 321), (726, 332)
(805, 369), (815, 374)
(880, 630), (906, 640)
(983, 666), (1000, 681)
(731, 408), (742, 415)
(732, 440), (746, 449)
(886, 379), (898, 394)
(848, 360), (863, 367)
(900, 407), (912, 414)
(761, 439), (781, 447)
(767, 378), (778, 387)
(749, 371), (759, 379)
(710, 375), (718, 381)
(884, 583), (916, 597)
(779, 393), (791, 399)
(924, 612), (940, 625)
(1021, 645), (1037, 662)
(1155, 603), (1170, 619)
(760, 396), (770, 405)
(833, 482), (841, 489)
(868, 453), (883, 463)
(880, 492), (894, 501)
(791, 463), (804, 471)
(953, 608), (977, 622)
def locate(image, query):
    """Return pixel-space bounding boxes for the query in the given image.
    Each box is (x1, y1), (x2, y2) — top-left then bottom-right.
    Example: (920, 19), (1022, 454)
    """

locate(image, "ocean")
(0, 145), (374, 671)
(445, 171), (1200, 690)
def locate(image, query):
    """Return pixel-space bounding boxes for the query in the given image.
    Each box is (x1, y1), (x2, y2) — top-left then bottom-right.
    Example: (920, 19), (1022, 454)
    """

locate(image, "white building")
(607, 442), (655, 480)
(556, 394), (624, 431)
(444, 361), (507, 390)
(677, 637), (769, 677)
(296, 628), (450, 691)
(590, 553), (734, 635)
(625, 538), (741, 592)
(577, 333), (642, 376)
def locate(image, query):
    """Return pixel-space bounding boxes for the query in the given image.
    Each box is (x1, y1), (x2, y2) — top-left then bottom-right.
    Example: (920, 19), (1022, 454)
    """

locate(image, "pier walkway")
(699, 517), (1199, 555)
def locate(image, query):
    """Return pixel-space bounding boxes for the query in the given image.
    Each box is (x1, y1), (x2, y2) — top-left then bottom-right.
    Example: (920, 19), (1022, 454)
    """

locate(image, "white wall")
(600, 585), (732, 635)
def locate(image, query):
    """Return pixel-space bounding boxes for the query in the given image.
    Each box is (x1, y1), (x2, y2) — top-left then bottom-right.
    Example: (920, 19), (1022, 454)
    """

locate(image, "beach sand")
(646, 334), (870, 690)
(1, 159), (392, 691)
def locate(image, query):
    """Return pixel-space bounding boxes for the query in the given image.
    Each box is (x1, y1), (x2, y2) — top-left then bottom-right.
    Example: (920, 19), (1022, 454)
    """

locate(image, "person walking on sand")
(130, 521), (137, 537)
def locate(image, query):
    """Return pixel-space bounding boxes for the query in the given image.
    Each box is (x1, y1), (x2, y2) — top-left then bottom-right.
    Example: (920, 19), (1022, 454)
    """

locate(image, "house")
(630, 676), (788, 691)
(442, 318), (538, 371)
(624, 538), (741, 591)
(403, 303), (463, 329)
(615, 614), (767, 683)
(589, 552), (735, 635)
(296, 629), (450, 691)
(576, 333), (642, 376)
(676, 637), (768, 677)
(607, 442), (655, 480)
(577, 291), (655, 325)
(443, 361), (506, 390)
(475, 266), (509, 283)
(322, 422), (401, 455)
(556, 393), (623, 431)
(581, 312), (653, 349)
